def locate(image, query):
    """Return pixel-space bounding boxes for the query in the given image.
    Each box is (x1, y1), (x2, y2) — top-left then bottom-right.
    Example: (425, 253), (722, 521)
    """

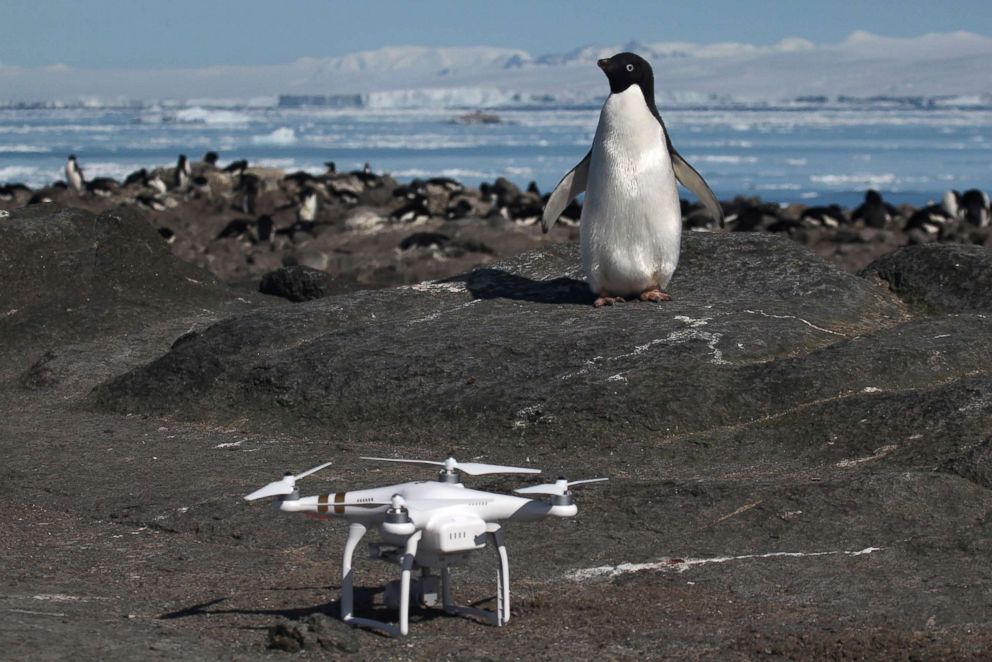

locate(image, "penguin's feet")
(639, 287), (672, 303)
(594, 294), (626, 307)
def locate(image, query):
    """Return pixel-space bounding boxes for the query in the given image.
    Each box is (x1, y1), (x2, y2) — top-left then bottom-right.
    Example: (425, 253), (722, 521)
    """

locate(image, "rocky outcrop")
(0, 204), (258, 355)
(93, 232), (929, 439)
(860, 243), (992, 314)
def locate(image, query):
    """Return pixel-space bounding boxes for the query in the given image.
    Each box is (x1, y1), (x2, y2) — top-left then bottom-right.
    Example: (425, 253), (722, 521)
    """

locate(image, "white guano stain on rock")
(560, 316), (727, 380)
(409, 298), (481, 324)
(743, 309), (846, 336)
(836, 444), (898, 468)
(568, 546), (884, 581)
(31, 594), (87, 602)
(407, 281), (466, 294)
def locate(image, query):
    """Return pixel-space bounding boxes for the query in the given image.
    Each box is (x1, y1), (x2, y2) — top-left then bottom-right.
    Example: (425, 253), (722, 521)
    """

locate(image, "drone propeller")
(361, 455), (540, 476)
(514, 477), (608, 496)
(244, 461), (333, 501)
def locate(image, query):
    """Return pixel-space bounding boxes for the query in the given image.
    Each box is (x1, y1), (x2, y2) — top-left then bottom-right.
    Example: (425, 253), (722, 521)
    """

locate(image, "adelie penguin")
(542, 53), (723, 307)
(65, 154), (84, 193)
(174, 154), (191, 190)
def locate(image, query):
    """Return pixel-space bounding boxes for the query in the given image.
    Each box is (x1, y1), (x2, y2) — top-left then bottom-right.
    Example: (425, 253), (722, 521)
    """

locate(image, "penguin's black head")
(597, 52), (654, 95)
(68, 154), (77, 162)
(865, 189), (882, 205)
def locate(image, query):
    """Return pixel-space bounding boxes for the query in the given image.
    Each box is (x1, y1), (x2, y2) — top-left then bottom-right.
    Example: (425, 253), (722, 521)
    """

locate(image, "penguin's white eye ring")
(625, 64), (634, 72)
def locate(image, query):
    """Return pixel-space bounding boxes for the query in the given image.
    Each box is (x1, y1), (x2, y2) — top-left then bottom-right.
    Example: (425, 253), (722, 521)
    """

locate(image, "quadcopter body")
(245, 456), (604, 636)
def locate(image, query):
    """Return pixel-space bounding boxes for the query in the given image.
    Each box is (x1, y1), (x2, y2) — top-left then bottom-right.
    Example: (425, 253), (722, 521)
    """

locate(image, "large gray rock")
(0, 204), (256, 355)
(92, 234), (921, 438)
(0, 204), (264, 389)
(860, 243), (992, 314)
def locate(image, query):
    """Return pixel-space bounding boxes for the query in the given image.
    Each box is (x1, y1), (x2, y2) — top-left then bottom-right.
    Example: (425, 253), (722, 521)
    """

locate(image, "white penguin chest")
(581, 85), (682, 294)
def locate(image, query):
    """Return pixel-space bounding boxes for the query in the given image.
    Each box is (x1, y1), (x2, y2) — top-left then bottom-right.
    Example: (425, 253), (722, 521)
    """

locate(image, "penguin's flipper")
(671, 150), (724, 227)
(541, 151), (590, 233)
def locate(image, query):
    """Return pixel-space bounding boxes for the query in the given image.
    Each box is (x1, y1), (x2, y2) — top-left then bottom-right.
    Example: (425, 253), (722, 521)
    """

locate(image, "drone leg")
(441, 566), (454, 612)
(340, 522), (367, 623)
(491, 527), (511, 625)
(398, 530), (422, 636)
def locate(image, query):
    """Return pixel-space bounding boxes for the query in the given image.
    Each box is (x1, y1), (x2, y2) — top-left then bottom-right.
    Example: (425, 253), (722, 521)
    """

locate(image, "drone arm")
(277, 496), (321, 513)
(277, 494), (387, 517)
(506, 499), (577, 522)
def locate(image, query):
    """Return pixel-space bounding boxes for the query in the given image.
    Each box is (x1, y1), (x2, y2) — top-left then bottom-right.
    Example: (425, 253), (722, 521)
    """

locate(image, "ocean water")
(1, 104), (989, 207)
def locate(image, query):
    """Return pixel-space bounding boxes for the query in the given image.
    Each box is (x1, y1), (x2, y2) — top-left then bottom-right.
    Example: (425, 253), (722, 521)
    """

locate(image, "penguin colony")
(0, 50), (988, 299)
(0, 147), (988, 292)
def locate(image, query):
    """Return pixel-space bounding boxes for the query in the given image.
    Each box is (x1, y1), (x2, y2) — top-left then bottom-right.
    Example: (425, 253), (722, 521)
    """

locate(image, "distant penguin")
(851, 189), (899, 229)
(256, 214), (274, 243)
(906, 190), (962, 234)
(217, 218), (253, 241)
(223, 159), (249, 175)
(123, 168), (147, 187)
(202, 151), (219, 168)
(324, 161), (337, 174)
(283, 170), (316, 187)
(238, 173), (260, 215)
(542, 53), (723, 306)
(800, 204), (846, 229)
(961, 188), (990, 227)
(86, 177), (119, 197)
(941, 189), (963, 221)
(721, 201), (782, 233)
(65, 154), (84, 192)
(28, 191), (55, 205)
(398, 232), (450, 252)
(0, 183), (31, 201)
(175, 154), (191, 190)
(146, 172), (168, 195)
(136, 193), (167, 212)
(297, 187), (319, 225)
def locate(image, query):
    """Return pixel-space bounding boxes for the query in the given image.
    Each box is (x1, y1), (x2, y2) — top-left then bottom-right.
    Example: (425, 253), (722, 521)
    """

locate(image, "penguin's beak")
(597, 58), (610, 71)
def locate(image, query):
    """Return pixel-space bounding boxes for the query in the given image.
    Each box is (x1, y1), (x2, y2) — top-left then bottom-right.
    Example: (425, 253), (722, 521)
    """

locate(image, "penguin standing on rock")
(542, 53), (723, 307)
(851, 189), (899, 229)
(65, 155), (84, 193)
(175, 154), (192, 190)
(961, 189), (990, 227)
(296, 187), (319, 230)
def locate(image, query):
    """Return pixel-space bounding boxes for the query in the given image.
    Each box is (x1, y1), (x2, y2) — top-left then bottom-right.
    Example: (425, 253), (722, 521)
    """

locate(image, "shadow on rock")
(446, 268), (594, 305)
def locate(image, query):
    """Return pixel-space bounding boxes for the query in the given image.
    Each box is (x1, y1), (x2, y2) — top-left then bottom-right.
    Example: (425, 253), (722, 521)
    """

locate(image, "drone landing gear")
(339, 522), (511, 636)
(441, 526), (510, 627)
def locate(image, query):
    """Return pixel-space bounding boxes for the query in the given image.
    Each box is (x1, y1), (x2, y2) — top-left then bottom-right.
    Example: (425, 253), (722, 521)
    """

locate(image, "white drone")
(244, 455), (606, 636)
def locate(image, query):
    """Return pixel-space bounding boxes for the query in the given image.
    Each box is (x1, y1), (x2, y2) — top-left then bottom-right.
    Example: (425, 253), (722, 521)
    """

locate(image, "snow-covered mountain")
(1, 31), (990, 107)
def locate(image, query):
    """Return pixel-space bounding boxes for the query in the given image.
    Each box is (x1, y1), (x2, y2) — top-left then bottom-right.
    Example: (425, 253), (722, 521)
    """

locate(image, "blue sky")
(3, 0), (991, 68)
